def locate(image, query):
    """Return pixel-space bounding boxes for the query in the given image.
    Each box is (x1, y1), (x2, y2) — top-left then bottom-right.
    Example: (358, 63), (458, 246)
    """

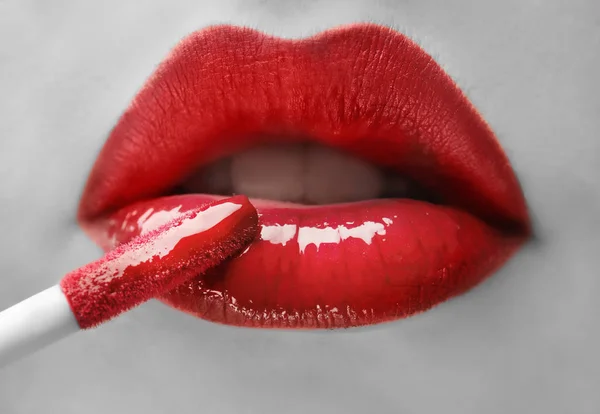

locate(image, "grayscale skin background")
(1, 1), (599, 413)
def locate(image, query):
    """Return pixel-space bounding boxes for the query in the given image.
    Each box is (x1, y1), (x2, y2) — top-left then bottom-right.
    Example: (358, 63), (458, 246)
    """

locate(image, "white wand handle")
(0, 285), (80, 368)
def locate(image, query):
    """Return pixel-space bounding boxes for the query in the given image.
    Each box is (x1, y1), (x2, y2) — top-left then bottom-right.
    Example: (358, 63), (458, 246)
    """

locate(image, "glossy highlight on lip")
(78, 23), (531, 329)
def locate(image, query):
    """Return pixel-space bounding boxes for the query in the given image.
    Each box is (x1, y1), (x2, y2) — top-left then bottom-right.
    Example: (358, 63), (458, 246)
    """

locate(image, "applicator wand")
(0, 195), (259, 368)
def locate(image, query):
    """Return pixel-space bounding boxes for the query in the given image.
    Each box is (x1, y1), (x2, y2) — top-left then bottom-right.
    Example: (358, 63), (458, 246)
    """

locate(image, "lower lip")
(84, 193), (527, 328)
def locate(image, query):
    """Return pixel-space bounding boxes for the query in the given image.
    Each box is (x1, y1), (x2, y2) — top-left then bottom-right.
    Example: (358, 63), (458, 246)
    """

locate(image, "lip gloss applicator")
(0, 195), (259, 368)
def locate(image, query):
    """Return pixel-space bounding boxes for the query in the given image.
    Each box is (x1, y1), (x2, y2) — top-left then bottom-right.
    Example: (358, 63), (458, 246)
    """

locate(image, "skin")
(1, 0), (599, 413)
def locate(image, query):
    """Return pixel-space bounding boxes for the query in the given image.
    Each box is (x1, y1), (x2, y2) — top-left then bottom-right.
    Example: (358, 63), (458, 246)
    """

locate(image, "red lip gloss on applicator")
(0, 195), (258, 368)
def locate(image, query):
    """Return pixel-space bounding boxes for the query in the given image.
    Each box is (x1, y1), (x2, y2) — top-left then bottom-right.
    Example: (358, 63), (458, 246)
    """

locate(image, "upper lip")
(77, 23), (530, 328)
(78, 23), (529, 234)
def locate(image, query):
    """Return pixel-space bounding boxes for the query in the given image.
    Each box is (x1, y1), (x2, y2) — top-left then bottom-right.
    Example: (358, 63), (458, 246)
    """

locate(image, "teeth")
(230, 143), (305, 202)
(304, 145), (383, 204)
(186, 143), (408, 204)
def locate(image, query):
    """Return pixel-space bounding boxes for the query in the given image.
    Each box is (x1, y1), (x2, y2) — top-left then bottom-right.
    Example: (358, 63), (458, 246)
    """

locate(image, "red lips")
(78, 23), (530, 328)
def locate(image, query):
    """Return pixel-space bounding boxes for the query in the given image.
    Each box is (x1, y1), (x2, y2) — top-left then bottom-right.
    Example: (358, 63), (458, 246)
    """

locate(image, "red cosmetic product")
(78, 23), (531, 329)
(62, 195), (258, 328)
(0, 196), (258, 367)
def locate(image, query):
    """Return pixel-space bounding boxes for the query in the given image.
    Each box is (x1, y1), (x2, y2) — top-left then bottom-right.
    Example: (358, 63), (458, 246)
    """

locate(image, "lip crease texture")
(78, 23), (531, 329)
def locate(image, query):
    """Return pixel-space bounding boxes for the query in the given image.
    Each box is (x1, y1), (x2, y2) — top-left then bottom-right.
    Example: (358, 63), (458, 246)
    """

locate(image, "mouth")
(78, 23), (531, 329)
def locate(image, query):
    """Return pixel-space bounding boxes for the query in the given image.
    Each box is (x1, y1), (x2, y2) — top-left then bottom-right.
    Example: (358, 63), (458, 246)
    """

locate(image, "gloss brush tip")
(0, 196), (258, 368)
